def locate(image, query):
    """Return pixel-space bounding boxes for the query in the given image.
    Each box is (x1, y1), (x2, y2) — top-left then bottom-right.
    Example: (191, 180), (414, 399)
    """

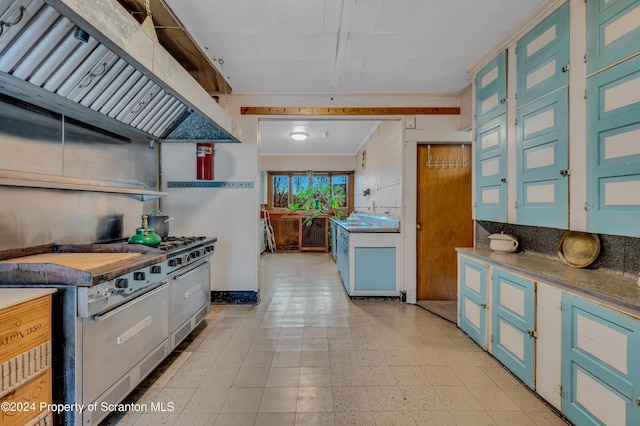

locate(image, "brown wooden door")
(417, 144), (473, 300)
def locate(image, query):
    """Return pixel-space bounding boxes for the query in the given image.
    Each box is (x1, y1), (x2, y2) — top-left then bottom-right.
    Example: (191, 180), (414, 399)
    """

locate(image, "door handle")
(416, 223), (421, 230)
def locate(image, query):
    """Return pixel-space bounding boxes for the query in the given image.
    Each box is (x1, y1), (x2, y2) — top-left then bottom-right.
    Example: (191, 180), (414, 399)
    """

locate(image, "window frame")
(268, 171), (353, 213)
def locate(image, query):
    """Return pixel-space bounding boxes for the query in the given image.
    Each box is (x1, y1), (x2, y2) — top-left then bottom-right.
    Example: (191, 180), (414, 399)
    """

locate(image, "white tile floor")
(104, 253), (569, 426)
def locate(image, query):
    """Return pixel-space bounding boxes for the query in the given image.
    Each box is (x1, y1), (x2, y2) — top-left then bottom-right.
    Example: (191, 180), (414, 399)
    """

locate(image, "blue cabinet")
(561, 293), (640, 426)
(458, 256), (488, 349)
(515, 88), (569, 228)
(587, 0), (640, 74)
(475, 51), (507, 126)
(516, 2), (569, 107)
(586, 54), (640, 237)
(475, 116), (507, 222)
(491, 268), (536, 389)
(354, 247), (396, 291)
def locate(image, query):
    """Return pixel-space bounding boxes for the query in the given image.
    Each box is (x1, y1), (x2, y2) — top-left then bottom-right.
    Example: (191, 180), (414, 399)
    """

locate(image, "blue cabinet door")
(491, 269), (535, 389)
(354, 247), (396, 291)
(587, 0), (640, 74)
(516, 2), (569, 107)
(475, 51), (507, 126)
(458, 256), (488, 349)
(561, 293), (640, 426)
(587, 54), (640, 237)
(475, 116), (507, 222)
(516, 88), (568, 228)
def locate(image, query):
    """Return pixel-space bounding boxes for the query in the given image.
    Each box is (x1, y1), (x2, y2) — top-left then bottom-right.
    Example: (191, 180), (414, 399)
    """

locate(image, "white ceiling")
(163, 0), (544, 155)
(259, 119), (381, 156)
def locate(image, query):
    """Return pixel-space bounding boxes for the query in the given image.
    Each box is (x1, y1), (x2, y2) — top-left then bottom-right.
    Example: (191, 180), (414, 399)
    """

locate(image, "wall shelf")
(0, 171), (165, 200)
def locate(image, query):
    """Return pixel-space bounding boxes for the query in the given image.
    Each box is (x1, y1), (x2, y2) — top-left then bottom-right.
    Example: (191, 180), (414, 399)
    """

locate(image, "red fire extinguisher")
(196, 143), (213, 180)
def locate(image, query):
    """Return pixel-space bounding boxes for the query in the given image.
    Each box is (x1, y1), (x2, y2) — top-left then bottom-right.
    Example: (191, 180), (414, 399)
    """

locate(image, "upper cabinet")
(516, 88), (569, 228)
(585, 0), (640, 237)
(516, 2), (570, 107)
(475, 51), (507, 126)
(586, 51), (640, 237)
(475, 116), (507, 222)
(587, 0), (640, 75)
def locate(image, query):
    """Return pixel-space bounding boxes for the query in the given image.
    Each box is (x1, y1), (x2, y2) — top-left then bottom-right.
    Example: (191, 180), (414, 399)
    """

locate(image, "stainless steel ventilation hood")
(0, 0), (239, 143)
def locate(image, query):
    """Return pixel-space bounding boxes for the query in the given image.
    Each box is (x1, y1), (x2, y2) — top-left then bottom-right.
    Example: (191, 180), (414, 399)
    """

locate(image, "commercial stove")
(0, 236), (217, 426)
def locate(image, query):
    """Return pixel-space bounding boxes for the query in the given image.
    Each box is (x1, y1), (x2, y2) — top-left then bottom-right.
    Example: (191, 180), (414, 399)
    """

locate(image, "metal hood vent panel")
(164, 110), (236, 143)
(0, 0), (237, 142)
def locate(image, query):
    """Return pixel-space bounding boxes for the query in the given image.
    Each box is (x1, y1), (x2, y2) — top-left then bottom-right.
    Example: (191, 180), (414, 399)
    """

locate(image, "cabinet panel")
(586, 54), (640, 236)
(354, 247), (395, 291)
(491, 268), (535, 389)
(475, 116), (507, 222)
(475, 51), (507, 126)
(458, 256), (488, 348)
(561, 293), (640, 426)
(516, 88), (568, 228)
(587, 0), (640, 74)
(516, 2), (569, 107)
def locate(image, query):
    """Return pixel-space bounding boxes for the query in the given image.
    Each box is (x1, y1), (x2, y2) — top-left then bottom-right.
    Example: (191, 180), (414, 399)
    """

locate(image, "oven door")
(82, 283), (169, 404)
(170, 259), (211, 333)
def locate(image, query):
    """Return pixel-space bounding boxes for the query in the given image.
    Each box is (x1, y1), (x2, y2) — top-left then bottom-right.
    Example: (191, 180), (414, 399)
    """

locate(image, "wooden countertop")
(0, 244), (167, 287)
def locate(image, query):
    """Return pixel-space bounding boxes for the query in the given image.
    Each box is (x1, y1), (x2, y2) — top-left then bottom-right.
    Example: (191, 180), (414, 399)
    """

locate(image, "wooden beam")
(240, 107), (460, 116)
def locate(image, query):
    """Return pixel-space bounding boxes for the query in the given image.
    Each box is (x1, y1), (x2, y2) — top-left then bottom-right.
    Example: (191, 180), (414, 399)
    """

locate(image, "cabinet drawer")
(0, 296), (51, 365)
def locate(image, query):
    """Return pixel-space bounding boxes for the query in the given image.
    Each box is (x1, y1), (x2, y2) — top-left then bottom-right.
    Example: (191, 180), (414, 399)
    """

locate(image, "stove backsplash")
(0, 97), (157, 251)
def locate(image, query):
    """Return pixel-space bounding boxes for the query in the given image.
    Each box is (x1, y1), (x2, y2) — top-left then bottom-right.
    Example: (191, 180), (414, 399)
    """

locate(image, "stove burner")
(157, 236), (208, 252)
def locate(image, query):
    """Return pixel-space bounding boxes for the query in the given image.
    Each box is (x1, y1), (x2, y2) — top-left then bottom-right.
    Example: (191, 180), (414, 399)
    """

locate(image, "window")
(269, 172), (351, 211)
(272, 175), (289, 208)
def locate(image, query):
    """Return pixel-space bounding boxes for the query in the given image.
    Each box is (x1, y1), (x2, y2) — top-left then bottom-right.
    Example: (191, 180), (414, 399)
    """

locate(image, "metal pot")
(146, 208), (173, 239)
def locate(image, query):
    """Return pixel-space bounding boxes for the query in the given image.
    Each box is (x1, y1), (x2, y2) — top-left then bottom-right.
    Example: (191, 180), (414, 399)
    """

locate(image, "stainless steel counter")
(331, 214), (400, 233)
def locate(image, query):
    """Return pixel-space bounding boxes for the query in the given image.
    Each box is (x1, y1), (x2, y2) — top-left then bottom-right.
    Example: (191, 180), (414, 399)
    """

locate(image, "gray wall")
(0, 97), (158, 250)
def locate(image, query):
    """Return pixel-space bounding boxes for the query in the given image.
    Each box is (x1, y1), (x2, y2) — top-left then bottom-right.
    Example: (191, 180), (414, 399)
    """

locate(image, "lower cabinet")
(457, 251), (640, 425)
(458, 256), (489, 348)
(491, 268), (536, 389)
(561, 293), (640, 426)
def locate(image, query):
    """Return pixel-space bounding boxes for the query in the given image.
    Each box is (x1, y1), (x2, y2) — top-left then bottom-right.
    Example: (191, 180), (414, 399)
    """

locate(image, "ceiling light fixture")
(290, 132), (308, 141)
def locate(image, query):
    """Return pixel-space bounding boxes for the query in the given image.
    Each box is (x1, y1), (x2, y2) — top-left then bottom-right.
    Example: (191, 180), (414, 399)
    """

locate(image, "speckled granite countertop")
(457, 247), (640, 315)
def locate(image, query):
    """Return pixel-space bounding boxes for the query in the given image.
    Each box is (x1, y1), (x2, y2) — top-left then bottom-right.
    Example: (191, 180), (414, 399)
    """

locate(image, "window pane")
(312, 174), (329, 202)
(272, 175), (289, 208)
(292, 175), (309, 206)
(332, 175), (348, 208)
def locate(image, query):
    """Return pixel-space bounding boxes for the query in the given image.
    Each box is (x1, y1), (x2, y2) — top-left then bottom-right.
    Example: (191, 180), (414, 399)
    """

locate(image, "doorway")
(416, 144), (473, 305)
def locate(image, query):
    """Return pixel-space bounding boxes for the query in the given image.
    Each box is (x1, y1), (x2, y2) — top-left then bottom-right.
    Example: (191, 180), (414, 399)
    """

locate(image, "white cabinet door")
(536, 281), (562, 409)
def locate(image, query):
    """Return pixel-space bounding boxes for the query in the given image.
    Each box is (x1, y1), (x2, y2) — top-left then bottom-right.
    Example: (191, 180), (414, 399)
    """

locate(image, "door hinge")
(526, 329), (538, 339)
(490, 334), (495, 343)
(515, 118), (518, 125)
(500, 97), (507, 104)
(560, 385), (567, 399)
(584, 53), (588, 63)
(481, 303), (488, 310)
(560, 169), (571, 177)
(561, 302), (570, 311)
(515, 201), (518, 209)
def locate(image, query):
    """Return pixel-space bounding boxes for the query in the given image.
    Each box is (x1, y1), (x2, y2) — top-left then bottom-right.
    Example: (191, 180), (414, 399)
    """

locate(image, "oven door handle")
(93, 282), (168, 322)
(173, 260), (209, 281)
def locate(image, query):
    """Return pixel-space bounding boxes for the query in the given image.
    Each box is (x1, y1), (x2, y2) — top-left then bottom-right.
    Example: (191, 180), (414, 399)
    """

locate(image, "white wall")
(354, 120), (403, 217)
(160, 121), (259, 292)
(260, 156), (355, 171)
(175, 91), (468, 299)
